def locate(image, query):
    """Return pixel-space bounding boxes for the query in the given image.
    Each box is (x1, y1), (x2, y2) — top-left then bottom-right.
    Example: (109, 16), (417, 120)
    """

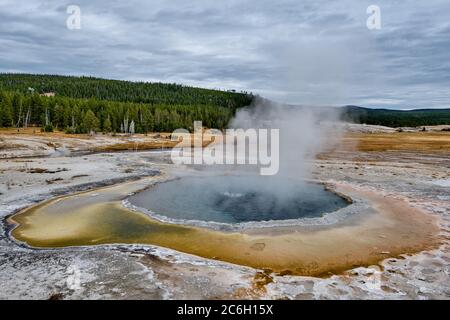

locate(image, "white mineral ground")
(0, 125), (449, 299)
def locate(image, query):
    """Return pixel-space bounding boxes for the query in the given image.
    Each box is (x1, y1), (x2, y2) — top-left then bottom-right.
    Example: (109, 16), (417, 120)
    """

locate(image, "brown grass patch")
(93, 136), (214, 152)
(93, 140), (179, 152)
(351, 132), (450, 153)
(320, 131), (450, 159)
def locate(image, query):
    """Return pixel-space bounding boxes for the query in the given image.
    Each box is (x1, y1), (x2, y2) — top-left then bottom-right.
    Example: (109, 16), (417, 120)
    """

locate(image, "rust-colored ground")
(0, 127), (214, 153)
(9, 179), (442, 277)
(318, 131), (450, 162)
(2, 127), (448, 153)
(342, 132), (449, 153)
(5, 128), (448, 276)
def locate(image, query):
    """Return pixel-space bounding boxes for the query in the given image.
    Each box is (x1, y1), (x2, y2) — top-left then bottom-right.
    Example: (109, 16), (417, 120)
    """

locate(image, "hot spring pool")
(127, 175), (349, 225)
(10, 175), (439, 276)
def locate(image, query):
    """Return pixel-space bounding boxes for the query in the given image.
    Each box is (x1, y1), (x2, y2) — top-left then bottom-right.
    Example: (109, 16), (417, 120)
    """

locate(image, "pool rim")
(123, 175), (357, 232)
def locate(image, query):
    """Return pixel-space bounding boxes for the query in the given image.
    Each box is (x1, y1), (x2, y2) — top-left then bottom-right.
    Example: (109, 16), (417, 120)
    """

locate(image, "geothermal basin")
(9, 173), (440, 277)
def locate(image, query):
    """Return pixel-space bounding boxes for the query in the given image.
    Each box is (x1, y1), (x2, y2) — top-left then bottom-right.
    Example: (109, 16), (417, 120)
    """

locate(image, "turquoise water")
(128, 175), (349, 224)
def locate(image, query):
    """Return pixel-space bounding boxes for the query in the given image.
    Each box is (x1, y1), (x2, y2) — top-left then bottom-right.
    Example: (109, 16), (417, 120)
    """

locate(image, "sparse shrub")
(64, 127), (76, 134)
(42, 124), (54, 132)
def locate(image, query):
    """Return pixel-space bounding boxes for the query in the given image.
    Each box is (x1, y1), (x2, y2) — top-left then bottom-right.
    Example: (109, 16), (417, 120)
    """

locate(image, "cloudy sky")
(1, 0), (449, 109)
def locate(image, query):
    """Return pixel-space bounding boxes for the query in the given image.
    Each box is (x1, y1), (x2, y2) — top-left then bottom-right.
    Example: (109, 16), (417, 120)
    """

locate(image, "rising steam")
(229, 95), (343, 180)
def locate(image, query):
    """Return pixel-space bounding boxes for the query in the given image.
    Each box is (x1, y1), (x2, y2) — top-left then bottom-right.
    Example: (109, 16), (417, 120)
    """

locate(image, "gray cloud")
(0, 0), (449, 109)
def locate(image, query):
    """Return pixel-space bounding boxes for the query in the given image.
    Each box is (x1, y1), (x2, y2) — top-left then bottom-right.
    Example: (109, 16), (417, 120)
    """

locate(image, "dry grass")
(93, 140), (214, 152)
(351, 132), (450, 153)
(93, 133), (215, 152)
(321, 131), (450, 156)
(93, 140), (177, 152)
(0, 127), (89, 139)
(2, 127), (449, 157)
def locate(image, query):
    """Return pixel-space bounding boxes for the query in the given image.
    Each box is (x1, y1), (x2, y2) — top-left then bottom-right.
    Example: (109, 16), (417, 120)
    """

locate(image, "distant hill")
(340, 105), (450, 127)
(0, 73), (253, 133)
(1, 73), (448, 131)
(0, 73), (252, 108)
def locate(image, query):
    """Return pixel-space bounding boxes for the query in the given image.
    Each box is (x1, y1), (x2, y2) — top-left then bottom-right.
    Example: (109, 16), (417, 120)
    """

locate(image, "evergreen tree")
(0, 73), (254, 132)
(84, 110), (99, 133)
(103, 117), (112, 133)
(0, 93), (13, 127)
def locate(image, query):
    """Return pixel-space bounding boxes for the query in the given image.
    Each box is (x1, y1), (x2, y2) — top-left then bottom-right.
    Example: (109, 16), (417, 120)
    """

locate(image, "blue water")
(128, 175), (349, 224)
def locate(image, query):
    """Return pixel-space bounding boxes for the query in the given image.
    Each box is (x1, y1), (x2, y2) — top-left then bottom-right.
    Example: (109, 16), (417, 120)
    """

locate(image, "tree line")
(0, 73), (252, 109)
(0, 74), (253, 133)
(341, 106), (450, 127)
